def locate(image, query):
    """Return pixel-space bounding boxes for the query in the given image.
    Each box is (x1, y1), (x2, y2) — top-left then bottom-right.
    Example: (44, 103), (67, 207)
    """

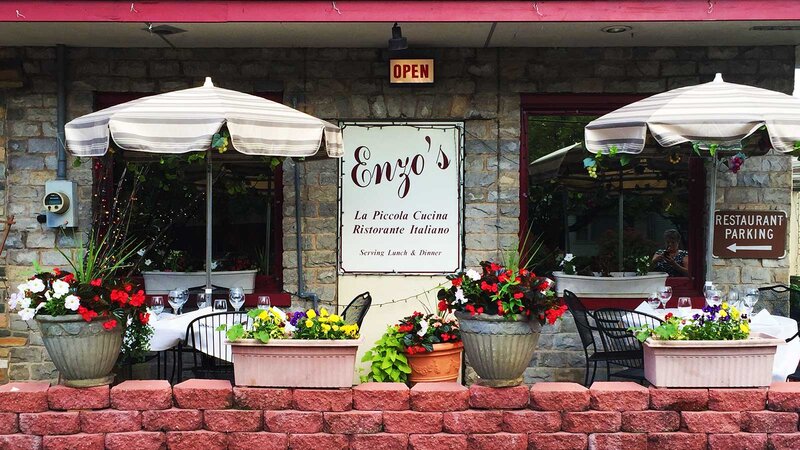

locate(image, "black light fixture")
(601, 25), (632, 34)
(388, 22), (408, 51)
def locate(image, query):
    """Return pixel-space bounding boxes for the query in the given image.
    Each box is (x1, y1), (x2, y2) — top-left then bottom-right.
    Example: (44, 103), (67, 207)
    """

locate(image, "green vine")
(360, 326), (412, 383)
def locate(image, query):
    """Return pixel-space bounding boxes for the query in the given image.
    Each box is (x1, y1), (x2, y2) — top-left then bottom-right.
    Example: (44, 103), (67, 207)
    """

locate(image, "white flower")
(35, 303), (46, 311)
(211, 261), (219, 270)
(20, 297), (32, 309)
(137, 248), (146, 256)
(18, 308), (35, 321)
(417, 319), (429, 337)
(465, 269), (481, 281)
(64, 295), (81, 311)
(27, 278), (45, 294)
(52, 279), (70, 298)
(7, 292), (21, 310)
(284, 322), (296, 333)
(17, 283), (28, 294)
(45, 291), (52, 301)
(455, 288), (466, 304)
(144, 259), (152, 266)
(564, 253), (575, 262)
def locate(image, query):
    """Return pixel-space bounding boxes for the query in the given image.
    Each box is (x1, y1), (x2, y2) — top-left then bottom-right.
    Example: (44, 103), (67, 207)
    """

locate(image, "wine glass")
(168, 289), (185, 315)
(646, 292), (661, 310)
(744, 288), (759, 316)
(677, 297), (692, 318)
(257, 295), (271, 310)
(727, 290), (740, 309)
(706, 289), (723, 308)
(658, 286), (672, 309)
(213, 298), (228, 312)
(229, 287), (245, 311)
(150, 296), (165, 317)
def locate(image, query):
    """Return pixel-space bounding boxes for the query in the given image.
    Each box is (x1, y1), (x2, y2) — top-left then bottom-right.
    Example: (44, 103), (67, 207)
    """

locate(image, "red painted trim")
(4, 1), (800, 22)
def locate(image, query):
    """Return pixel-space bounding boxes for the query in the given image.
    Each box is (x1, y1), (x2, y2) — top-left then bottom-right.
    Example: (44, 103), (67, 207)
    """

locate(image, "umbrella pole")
(618, 171), (624, 272)
(206, 149), (213, 293)
(705, 157), (720, 282)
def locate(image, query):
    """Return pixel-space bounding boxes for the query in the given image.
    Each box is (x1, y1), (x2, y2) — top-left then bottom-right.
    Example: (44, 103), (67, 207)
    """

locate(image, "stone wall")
(0, 45), (795, 382)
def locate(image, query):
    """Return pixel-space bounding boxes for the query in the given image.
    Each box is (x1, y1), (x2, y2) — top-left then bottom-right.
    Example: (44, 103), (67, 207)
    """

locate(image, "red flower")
(53, 267), (61, 275)
(476, 307), (484, 314)
(139, 312), (150, 325)
(544, 305), (569, 325)
(78, 306), (97, 322)
(437, 300), (448, 312)
(129, 290), (146, 308)
(62, 273), (75, 284)
(480, 281), (498, 293)
(102, 319), (117, 330)
(451, 277), (462, 287)
(124, 284), (133, 292)
(90, 278), (102, 287)
(498, 272), (509, 283)
(665, 312), (674, 320)
(489, 263), (501, 272)
(520, 269), (528, 276)
(465, 304), (476, 316)
(441, 333), (450, 341)
(513, 292), (524, 299)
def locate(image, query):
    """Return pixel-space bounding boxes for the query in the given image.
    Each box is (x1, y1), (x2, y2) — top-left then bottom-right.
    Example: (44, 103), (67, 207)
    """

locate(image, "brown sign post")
(712, 210), (787, 259)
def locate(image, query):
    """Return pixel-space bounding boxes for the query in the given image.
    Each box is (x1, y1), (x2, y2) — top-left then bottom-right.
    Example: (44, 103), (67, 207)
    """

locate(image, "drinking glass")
(229, 287), (245, 311)
(150, 296), (165, 317)
(257, 295), (271, 310)
(658, 286), (672, 309)
(744, 288), (759, 316)
(168, 289), (185, 315)
(677, 297), (692, 318)
(727, 290), (740, 309)
(706, 289), (723, 308)
(646, 292), (661, 310)
(213, 298), (228, 312)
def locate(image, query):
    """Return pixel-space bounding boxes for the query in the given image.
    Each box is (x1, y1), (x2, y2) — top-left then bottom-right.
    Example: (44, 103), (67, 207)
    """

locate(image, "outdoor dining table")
(633, 302), (800, 381)
(149, 307), (240, 363)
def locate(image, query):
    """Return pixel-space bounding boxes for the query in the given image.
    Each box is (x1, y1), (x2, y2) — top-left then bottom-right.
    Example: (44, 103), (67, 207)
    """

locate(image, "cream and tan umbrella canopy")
(64, 77), (343, 293)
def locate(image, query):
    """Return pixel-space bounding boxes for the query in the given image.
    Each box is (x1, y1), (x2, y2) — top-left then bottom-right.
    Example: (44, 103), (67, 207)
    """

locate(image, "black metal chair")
(342, 292), (372, 328)
(592, 307), (664, 383)
(176, 311), (252, 383)
(757, 284), (800, 381)
(563, 290), (648, 386)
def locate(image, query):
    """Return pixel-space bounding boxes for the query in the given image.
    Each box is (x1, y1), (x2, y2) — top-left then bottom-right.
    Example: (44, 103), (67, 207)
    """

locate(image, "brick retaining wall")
(0, 380), (798, 449)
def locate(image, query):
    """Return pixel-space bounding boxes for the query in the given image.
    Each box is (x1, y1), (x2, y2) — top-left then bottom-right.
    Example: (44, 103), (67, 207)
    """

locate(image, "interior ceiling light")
(750, 25), (800, 31)
(602, 25), (632, 34)
(388, 22), (408, 51)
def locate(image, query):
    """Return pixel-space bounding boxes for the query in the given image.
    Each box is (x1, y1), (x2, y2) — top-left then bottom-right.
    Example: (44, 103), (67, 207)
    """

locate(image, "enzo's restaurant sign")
(712, 210), (787, 259)
(340, 122), (463, 273)
(390, 59), (434, 84)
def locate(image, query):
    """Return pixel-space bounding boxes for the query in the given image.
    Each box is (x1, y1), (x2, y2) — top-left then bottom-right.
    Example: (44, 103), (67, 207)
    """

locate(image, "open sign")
(390, 59), (434, 84)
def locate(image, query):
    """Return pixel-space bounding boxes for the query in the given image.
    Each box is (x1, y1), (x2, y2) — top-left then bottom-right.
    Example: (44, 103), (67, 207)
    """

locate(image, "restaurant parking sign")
(339, 122), (463, 274)
(712, 210), (787, 259)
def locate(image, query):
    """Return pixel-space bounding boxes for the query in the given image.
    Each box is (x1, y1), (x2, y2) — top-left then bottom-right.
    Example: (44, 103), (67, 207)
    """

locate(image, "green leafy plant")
(634, 255), (651, 276)
(360, 326), (412, 383)
(217, 308), (286, 343)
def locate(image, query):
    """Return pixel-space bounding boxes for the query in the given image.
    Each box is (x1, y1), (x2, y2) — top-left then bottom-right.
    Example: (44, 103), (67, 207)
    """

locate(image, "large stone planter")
(554, 271), (668, 298)
(643, 333), (783, 387)
(228, 338), (362, 388)
(142, 269), (257, 294)
(36, 314), (124, 387)
(455, 312), (541, 387)
(406, 341), (463, 384)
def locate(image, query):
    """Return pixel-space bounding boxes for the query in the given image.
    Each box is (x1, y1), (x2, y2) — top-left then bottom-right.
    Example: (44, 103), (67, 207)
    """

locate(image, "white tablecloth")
(150, 307), (250, 363)
(633, 302), (800, 381)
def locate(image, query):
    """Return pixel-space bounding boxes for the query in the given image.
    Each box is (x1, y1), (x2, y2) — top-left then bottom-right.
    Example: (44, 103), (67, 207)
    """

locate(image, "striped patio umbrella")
(64, 77), (343, 293)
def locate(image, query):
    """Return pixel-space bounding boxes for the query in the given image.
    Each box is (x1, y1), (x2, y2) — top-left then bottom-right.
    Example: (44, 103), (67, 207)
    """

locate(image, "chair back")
(184, 311), (252, 366)
(592, 308), (663, 367)
(563, 290), (597, 351)
(342, 292), (372, 328)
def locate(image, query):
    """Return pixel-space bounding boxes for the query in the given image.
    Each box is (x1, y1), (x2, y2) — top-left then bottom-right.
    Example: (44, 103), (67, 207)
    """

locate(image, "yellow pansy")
(306, 310), (317, 319)
(321, 324), (331, 333)
(740, 322), (750, 333)
(329, 314), (341, 322)
(320, 308), (329, 317)
(721, 302), (729, 310)
(258, 310), (269, 320)
(305, 319), (314, 328)
(731, 309), (741, 321)
(719, 310), (728, 318)
(332, 325), (339, 332)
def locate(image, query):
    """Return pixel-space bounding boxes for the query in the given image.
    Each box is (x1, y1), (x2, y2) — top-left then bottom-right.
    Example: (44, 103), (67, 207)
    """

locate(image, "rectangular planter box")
(554, 271), (668, 298)
(142, 270), (257, 295)
(643, 333), (783, 388)
(228, 338), (362, 388)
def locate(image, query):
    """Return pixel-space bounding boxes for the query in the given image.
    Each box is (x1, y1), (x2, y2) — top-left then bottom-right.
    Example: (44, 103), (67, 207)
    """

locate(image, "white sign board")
(339, 122), (463, 274)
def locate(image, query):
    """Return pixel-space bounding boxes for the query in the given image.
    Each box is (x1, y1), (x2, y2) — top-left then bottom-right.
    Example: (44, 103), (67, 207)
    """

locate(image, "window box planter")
(227, 338), (362, 388)
(643, 334), (783, 388)
(142, 269), (258, 295)
(554, 271), (668, 298)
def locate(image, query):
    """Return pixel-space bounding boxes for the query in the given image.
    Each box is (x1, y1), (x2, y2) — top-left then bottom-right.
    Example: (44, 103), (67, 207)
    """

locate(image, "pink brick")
(408, 433), (467, 450)
(293, 389), (352, 412)
(79, 410), (140, 433)
(561, 411), (621, 433)
(410, 382), (468, 412)
(708, 388), (766, 411)
(0, 411), (18, 434)
(204, 409), (261, 432)
(263, 410), (323, 433)
(42, 433), (104, 450)
(323, 411), (382, 434)
(769, 433), (800, 450)
(589, 433), (647, 450)
(468, 385), (529, 409)
(110, 381), (172, 411)
(647, 433), (707, 450)
(649, 387), (708, 411)
(681, 411), (741, 433)
(227, 432), (287, 450)
(589, 382), (649, 411)
(142, 409), (203, 431)
(530, 382), (589, 411)
(468, 433), (527, 450)
(528, 432), (588, 450)
(741, 411), (798, 432)
(47, 386), (109, 411)
(173, 380), (232, 410)
(0, 434), (42, 450)
(621, 410), (680, 432)
(19, 412), (80, 435)
(350, 433), (408, 450)
(353, 383), (409, 411)
(708, 433), (767, 450)
(165, 431), (227, 450)
(287, 433), (349, 450)
(768, 382), (800, 412)
(0, 383), (50, 413)
(104, 432), (165, 450)
(442, 410), (503, 433)
(233, 387), (291, 410)
(502, 410), (561, 433)
(383, 411), (442, 434)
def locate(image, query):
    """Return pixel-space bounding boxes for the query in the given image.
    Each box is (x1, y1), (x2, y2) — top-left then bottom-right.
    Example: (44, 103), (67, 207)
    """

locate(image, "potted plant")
(438, 261), (567, 387)
(220, 307), (361, 388)
(141, 250), (257, 294)
(630, 303), (783, 387)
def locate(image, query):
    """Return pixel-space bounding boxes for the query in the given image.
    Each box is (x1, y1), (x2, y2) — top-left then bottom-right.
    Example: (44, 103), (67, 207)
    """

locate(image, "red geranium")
(90, 278), (102, 287)
(451, 277), (462, 287)
(78, 306), (98, 322)
(102, 319), (117, 330)
(138, 312), (150, 325)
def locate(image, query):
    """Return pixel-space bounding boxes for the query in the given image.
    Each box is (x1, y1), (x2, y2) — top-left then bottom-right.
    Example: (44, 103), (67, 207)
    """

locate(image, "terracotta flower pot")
(36, 314), (124, 387)
(406, 341), (463, 384)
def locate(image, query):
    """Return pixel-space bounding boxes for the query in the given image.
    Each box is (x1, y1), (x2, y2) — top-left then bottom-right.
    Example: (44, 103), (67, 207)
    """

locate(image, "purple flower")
(289, 311), (306, 326)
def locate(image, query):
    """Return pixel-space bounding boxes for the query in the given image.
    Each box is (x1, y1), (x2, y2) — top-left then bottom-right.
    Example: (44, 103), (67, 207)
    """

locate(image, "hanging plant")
(212, 129), (230, 153)
(725, 152), (747, 174)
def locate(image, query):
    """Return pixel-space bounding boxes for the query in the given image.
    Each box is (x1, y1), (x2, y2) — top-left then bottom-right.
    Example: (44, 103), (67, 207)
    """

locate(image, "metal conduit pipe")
(294, 161), (319, 310)
(56, 44), (67, 180)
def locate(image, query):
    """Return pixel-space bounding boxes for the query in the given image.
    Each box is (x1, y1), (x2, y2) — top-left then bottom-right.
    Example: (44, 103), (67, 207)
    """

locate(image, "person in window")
(652, 229), (689, 277)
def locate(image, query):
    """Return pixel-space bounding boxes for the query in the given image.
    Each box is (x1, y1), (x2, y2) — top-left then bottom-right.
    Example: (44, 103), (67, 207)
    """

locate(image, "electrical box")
(43, 180), (77, 228)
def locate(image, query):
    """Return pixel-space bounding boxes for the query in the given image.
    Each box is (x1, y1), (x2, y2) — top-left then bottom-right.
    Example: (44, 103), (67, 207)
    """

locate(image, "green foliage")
(360, 327), (412, 383)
